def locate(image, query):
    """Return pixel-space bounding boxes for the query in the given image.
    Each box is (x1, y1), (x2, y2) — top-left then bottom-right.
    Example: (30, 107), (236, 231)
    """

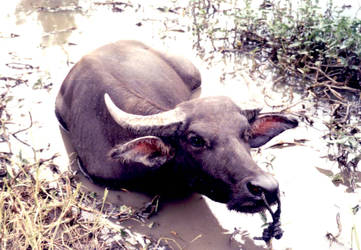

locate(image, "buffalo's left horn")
(104, 93), (186, 136)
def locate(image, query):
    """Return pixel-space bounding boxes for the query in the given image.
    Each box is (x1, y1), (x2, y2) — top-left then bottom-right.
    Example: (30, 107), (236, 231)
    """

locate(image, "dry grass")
(0, 155), (153, 250)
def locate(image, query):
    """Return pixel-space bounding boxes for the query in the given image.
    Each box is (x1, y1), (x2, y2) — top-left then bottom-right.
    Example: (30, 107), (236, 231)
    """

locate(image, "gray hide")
(55, 40), (298, 213)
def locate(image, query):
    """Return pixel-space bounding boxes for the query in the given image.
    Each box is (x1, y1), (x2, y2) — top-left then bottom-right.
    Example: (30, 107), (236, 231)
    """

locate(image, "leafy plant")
(191, 0), (361, 91)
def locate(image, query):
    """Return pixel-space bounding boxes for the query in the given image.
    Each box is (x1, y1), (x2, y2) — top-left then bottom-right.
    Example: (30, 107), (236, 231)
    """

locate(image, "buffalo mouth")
(228, 192), (284, 242)
(227, 195), (278, 214)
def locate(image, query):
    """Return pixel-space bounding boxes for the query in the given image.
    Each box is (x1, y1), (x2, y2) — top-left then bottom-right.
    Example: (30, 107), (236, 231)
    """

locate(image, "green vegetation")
(192, 0), (361, 92)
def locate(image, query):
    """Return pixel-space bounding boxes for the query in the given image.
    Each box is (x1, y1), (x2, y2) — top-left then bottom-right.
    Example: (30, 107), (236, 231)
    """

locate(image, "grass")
(0, 151), (172, 249)
(0, 152), (169, 249)
(0, 158), (124, 249)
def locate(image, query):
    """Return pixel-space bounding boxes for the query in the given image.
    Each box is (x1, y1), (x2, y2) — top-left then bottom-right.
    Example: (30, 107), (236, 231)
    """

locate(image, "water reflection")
(16, 0), (79, 46)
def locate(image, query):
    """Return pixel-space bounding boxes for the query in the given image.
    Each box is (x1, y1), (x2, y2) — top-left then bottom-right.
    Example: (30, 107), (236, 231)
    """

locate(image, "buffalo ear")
(246, 113), (298, 148)
(109, 136), (174, 168)
(242, 108), (262, 123)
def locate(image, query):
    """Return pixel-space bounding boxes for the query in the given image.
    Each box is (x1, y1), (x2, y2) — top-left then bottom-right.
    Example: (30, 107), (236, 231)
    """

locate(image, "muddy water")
(1, 1), (360, 250)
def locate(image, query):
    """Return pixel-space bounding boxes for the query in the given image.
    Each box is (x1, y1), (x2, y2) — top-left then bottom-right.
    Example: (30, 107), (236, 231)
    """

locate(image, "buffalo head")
(105, 94), (297, 213)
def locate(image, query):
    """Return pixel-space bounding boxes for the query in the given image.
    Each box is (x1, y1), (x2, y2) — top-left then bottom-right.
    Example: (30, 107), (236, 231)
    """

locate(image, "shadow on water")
(59, 124), (266, 249)
(15, 0), (80, 47)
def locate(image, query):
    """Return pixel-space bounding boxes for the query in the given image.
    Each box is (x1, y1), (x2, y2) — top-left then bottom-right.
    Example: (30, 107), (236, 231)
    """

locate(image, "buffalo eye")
(187, 134), (206, 148)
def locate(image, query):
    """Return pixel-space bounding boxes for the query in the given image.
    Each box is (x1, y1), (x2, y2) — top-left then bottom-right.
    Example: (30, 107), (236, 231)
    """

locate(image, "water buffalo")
(55, 40), (298, 213)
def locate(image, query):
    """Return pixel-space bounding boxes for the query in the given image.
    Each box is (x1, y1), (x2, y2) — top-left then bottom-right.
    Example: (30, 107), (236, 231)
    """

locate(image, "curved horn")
(104, 93), (186, 136)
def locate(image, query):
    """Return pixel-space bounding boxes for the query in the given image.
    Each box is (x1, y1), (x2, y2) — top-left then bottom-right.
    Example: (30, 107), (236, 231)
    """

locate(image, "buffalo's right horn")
(104, 93), (186, 136)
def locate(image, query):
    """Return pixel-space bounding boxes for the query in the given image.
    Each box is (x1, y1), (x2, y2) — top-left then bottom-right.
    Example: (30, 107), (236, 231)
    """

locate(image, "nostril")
(246, 175), (279, 200)
(247, 182), (264, 197)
